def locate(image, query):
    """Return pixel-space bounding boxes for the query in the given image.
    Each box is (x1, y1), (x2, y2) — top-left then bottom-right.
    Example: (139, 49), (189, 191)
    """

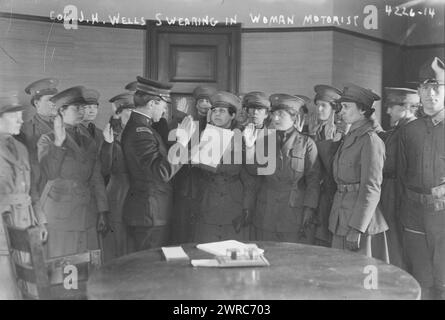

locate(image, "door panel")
(146, 22), (241, 122)
(158, 33), (229, 93)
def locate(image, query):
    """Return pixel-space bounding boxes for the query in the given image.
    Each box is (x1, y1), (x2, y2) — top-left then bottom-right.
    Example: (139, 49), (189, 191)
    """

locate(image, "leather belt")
(337, 183), (360, 193)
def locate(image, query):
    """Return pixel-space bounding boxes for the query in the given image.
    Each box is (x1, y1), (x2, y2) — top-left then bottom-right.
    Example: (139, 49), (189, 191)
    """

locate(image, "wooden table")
(87, 242), (420, 300)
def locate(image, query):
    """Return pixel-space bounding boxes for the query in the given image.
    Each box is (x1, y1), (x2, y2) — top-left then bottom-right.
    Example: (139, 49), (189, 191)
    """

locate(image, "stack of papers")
(161, 246), (190, 261)
(196, 240), (265, 257)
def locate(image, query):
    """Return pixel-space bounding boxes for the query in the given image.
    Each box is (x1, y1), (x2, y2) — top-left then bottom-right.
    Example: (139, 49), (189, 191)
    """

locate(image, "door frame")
(145, 20), (241, 94)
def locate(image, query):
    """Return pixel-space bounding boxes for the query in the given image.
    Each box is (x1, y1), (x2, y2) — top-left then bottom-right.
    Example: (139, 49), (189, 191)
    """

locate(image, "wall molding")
(0, 12), (443, 50)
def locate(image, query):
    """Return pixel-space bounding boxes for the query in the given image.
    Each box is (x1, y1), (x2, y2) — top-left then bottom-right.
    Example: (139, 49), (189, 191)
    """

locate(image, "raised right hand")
(177, 115), (196, 147)
(102, 123), (114, 143)
(53, 114), (66, 146)
(243, 123), (258, 148)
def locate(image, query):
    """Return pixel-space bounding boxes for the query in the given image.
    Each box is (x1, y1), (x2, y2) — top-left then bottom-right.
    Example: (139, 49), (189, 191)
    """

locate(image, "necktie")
(88, 123), (96, 138)
(277, 131), (285, 148)
(73, 126), (82, 147)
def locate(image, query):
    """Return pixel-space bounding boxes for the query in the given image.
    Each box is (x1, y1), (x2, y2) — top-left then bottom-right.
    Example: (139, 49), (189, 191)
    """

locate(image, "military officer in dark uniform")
(121, 76), (195, 252)
(397, 57), (445, 299)
(379, 87), (419, 269)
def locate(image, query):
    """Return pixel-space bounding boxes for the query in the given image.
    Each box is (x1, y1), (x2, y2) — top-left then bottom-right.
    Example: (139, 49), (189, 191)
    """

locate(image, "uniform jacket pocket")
(290, 148), (305, 172)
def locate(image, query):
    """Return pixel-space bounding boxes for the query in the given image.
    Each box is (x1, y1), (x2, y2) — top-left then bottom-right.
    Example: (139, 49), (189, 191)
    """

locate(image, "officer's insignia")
(136, 127), (153, 134)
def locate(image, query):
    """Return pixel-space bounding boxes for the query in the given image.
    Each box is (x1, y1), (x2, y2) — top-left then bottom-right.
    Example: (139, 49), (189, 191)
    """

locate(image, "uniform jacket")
(397, 110), (445, 228)
(121, 111), (183, 227)
(254, 127), (321, 233)
(329, 118), (388, 236)
(195, 122), (257, 226)
(0, 134), (43, 254)
(37, 126), (109, 231)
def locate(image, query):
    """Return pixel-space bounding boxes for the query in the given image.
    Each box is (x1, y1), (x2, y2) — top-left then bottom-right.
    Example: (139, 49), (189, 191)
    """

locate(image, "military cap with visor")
(135, 76), (173, 103)
(24, 78), (59, 97)
(384, 87), (420, 106)
(49, 86), (88, 109)
(415, 56), (445, 85)
(109, 93), (135, 114)
(242, 91), (271, 110)
(0, 93), (27, 116)
(210, 91), (242, 114)
(270, 93), (306, 115)
(338, 84), (381, 109)
(83, 88), (100, 105)
(193, 86), (217, 101)
(125, 81), (138, 92)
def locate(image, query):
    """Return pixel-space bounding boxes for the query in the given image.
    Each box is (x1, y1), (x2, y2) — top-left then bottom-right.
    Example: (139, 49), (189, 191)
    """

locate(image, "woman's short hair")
(355, 102), (375, 118)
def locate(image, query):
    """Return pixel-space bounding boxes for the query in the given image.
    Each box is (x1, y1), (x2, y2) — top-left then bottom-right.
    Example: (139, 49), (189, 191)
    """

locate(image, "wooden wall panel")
(0, 18), (144, 129)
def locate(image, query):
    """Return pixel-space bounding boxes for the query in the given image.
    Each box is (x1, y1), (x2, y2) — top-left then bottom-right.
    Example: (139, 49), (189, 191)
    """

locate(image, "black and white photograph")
(0, 0), (444, 304)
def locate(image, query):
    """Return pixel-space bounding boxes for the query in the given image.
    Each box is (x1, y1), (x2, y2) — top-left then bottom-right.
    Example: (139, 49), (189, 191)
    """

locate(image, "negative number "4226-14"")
(385, 5), (436, 18)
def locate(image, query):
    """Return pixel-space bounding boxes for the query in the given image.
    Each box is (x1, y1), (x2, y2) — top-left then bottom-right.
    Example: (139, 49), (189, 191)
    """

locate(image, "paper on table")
(196, 240), (264, 257)
(161, 246), (190, 261)
(190, 259), (219, 267)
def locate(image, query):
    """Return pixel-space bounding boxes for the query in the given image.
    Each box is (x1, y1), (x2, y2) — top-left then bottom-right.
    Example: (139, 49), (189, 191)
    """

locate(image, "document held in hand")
(191, 124), (234, 171)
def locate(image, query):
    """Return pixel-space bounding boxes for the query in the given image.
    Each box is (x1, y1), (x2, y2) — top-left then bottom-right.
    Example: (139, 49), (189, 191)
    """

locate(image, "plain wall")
(332, 31), (383, 122)
(240, 31), (334, 98)
(0, 17), (144, 129)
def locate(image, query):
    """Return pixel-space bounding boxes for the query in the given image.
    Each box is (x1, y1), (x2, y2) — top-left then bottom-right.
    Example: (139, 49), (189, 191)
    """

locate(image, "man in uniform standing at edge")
(397, 57), (445, 300)
(121, 76), (195, 252)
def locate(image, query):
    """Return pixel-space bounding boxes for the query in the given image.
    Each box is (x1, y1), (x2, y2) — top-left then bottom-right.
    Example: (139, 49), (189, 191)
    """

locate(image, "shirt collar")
(348, 118), (368, 134)
(429, 109), (444, 126)
(132, 110), (152, 121)
(35, 113), (53, 123)
(131, 110), (153, 126)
